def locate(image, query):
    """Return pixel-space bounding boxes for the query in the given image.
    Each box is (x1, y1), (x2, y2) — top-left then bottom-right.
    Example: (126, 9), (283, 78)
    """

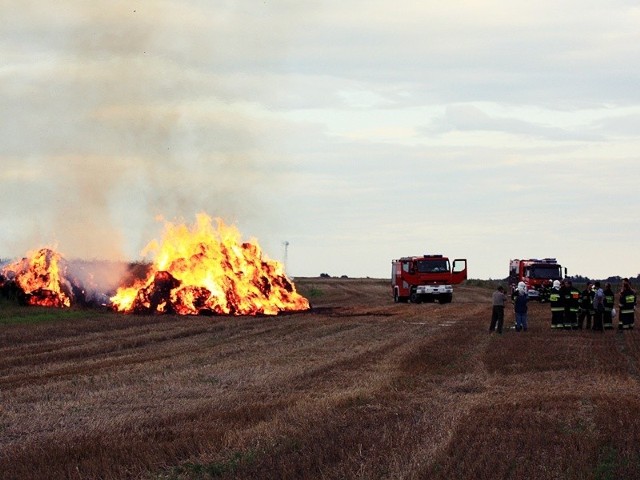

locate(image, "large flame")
(1, 248), (73, 307)
(110, 214), (310, 315)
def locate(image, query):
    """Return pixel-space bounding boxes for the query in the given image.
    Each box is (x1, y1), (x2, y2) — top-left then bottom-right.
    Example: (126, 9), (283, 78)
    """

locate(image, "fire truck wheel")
(393, 290), (400, 303)
(440, 293), (453, 304)
(410, 290), (421, 304)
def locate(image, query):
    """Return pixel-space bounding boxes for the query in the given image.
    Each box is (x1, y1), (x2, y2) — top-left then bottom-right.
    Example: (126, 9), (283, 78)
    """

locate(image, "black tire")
(410, 289), (421, 304)
(393, 289), (400, 303)
(440, 293), (453, 304)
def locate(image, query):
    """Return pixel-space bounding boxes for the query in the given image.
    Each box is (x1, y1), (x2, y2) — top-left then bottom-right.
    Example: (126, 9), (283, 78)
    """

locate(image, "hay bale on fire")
(0, 248), (78, 308)
(110, 214), (310, 316)
(0, 249), (122, 308)
(130, 270), (182, 314)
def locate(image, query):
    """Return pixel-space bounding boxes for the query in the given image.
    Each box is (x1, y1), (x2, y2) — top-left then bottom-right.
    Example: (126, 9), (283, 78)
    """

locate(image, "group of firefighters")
(547, 278), (637, 331)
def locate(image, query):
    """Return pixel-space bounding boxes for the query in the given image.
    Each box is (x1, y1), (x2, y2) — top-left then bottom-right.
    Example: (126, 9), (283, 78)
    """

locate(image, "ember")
(110, 214), (310, 315)
(0, 248), (74, 308)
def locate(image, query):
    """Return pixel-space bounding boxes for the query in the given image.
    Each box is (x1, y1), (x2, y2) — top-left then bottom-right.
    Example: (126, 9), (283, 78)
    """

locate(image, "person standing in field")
(603, 282), (615, 330)
(514, 281), (529, 332)
(558, 279), (570, 328)
(490, 285), (508, 334)
(578, 281), (594, 330)
(618, 278), (637, 331)
(592, 281), (605, 332)
(549, 280), (564, 329)
(563, 279), (580, 329)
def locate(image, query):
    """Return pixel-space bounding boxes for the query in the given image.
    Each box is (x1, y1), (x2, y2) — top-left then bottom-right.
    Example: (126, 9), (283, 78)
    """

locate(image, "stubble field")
(1, 278), (639, 480)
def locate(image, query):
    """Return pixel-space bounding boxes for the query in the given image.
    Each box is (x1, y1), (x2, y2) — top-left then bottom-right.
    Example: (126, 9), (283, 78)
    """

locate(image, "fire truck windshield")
(527, 265), (562, 279)
(417, 259), (450, 273)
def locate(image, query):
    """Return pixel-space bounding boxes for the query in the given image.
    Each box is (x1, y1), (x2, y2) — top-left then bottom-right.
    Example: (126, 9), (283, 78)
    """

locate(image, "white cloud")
(1, 0), (640, 279)
(425, 104), (603, 141)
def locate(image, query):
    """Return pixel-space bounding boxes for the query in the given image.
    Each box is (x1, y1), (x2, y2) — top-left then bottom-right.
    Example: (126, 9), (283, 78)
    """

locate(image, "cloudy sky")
(1, 0), (639, 280)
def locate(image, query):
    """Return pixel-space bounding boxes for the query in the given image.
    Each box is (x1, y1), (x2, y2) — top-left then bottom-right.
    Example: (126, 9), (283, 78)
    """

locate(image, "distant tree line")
(567, 274), (640, 285)
(319, 273), (350, 279)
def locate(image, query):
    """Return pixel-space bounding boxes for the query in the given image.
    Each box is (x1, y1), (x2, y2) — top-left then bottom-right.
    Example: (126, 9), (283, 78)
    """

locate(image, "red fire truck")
(391, 254), (467, 303)
(508, 258), (566, 301)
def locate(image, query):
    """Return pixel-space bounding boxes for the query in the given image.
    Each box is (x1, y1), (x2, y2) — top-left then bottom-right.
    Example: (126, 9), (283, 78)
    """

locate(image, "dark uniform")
(619, 281), (637, 330)
(549, 283), (564, 329)
(563, 281), (580, 329)
(603, 283), (615, 330)
(578, 283), (594, 329)
(539, 281), (552, 303)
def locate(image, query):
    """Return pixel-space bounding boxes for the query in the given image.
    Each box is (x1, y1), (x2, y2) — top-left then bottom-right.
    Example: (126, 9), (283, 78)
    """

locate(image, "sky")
(1, 0), (640, 280)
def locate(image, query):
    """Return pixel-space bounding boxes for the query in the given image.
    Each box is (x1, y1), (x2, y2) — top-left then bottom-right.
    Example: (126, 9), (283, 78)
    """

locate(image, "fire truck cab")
(391, 255), (467, 304)
(508, 258), (566, 301)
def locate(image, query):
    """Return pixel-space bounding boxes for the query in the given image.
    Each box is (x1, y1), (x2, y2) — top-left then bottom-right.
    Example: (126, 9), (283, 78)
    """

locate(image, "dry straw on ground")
(1, 278), (639, 479)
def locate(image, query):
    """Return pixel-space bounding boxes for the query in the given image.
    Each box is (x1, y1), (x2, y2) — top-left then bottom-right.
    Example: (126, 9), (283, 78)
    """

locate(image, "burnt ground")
(1, 278), (640, 480)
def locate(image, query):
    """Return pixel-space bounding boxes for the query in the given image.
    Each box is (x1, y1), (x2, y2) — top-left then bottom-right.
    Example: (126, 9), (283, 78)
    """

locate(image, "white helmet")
(517, 281), (526, 293)
(553, 280), (561, 289)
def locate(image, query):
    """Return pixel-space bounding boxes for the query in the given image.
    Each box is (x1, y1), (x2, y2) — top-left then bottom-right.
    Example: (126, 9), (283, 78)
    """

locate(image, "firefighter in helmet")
(549, 280), (564, 329)
(578, 281), (594, 329)
(563, 279), (580, 329)
(539, 279), (552, 303)
(618, 278), (637, 330)
(603, 282), (615, 330)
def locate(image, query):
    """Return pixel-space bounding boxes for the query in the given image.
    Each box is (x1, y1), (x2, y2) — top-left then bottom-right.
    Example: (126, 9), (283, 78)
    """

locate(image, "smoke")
(66, 259), (129, 304)
(50, 156), (130, 260)
(49, 2), (181, 261)
(0, 1), (299, 264)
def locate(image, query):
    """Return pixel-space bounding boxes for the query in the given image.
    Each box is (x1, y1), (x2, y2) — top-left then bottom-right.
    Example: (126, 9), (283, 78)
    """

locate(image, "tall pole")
(283, 241), (289, 273)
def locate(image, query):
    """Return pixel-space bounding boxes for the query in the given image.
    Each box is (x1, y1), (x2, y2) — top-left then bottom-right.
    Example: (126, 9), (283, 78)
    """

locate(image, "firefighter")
(618, 278), (637, 330)
(563, 279), (580, 329)
(603, 282), (615, 330)
(549, 280), (564, 329)
(539, 280), (552, 303)
(577, 281), (594, 329)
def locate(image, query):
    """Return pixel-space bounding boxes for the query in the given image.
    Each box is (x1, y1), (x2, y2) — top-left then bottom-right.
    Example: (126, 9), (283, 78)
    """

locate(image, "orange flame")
(1, 248), (73, 308)
(110, 214), (310, 315)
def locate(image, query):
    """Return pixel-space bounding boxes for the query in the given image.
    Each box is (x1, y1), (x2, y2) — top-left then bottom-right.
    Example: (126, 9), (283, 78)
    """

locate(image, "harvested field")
(1, 278), (640, 479)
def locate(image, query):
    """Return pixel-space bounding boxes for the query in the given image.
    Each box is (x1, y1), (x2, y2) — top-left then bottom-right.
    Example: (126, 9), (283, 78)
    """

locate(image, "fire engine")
(508, 258), (566, 301)
(391, 254), (467, 303)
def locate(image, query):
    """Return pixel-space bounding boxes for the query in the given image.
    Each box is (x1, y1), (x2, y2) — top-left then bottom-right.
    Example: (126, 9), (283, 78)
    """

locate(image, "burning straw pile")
(0, 248), (76, 308)
(0, 214), (309, 316)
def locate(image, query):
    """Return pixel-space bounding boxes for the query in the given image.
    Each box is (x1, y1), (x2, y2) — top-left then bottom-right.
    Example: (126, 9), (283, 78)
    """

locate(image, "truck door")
(450, 259), (467, 284)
